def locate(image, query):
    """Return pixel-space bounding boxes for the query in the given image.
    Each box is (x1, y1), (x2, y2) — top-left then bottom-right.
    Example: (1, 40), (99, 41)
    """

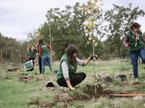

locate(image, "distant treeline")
(0, 34), (28, 63)
(1, 2), (145, 62)
(35, 3), (144, 60)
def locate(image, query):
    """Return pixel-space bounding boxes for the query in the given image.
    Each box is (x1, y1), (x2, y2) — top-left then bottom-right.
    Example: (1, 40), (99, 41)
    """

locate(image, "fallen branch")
(111, 93), (145, 97)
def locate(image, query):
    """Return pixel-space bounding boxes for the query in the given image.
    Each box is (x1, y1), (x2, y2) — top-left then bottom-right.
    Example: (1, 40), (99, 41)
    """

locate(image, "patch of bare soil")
(28, 98), (54, 108)
(121, 81), (129, 86)
(115, 74), (127, 82)
(132, 81), (141, 85)
(57, 84), (113, 101)
(103, 76), (113, 83)
(72, 90), (91, 100)
(19, 76), (33, 83)
(132, 81), (144, 88)
(36, 76), (47, 81)
(80, 84), (113, 98)
(54, 93), (73, 102)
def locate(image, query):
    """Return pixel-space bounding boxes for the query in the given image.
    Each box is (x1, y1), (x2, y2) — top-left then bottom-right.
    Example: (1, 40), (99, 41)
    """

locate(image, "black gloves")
(89, 55), (98, 60)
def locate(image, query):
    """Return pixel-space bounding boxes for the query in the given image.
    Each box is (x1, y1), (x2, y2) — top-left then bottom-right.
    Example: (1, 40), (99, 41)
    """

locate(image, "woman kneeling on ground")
(56, 44), (97, 90)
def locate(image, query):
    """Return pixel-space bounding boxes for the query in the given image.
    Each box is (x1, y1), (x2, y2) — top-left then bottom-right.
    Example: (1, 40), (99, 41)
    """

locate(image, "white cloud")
(0, 0), (145, 40)
(0, 0), (88, 40)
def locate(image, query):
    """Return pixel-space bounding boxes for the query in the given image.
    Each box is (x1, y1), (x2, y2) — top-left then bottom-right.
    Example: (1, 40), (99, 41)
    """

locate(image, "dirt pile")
(28, 98), (54, 108)
(19, 76), (33, 82)
(82, 84), (113, 98)
(103, 76), (113, 83)
(115, 74), (127, 82)
(7, 64), (21, 72)
(54, 93), (73, 102)
(72, 90), (91, 100)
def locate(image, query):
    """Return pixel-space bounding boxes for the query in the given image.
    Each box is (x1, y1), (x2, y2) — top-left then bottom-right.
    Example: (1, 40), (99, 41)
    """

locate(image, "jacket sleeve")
(123, 36), (129, 46)
(61, 61), (69, 80)
(76, 57), (85, 66)
(38, 47), (42, 57)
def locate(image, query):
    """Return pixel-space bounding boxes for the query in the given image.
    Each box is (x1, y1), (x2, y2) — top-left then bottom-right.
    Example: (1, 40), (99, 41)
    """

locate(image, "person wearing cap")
(123, 22), (145, 81)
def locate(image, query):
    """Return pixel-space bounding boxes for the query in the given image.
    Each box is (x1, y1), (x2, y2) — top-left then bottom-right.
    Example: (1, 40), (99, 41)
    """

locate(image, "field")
(1, 59), (145, 108)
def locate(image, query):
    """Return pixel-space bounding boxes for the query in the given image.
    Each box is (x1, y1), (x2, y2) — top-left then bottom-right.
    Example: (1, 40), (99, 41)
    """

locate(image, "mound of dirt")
(56, 102), (67, 107)
(28, 98), (54, 108)
(7, 64), (21, 72)
(82, 84), (113, 98)
(36, 76), (46, 81)
(102, 76), (113, 83)
(72, 90), (91, 100)
(132, 81), (144, 88)
(54, 93), (73, 103)
(132, 81), (141, 85)
(39, 101), (54, 108)
(115, 74), (127, 82)
(19, 76), (33, 82)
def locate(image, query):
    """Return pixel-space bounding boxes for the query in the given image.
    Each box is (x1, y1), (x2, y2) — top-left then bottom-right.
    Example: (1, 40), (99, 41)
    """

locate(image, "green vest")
(57, 54), (77, 79)
(41, 44), (49, 56)
(27, 50), (35, 59)
(127, 31), (144, 51)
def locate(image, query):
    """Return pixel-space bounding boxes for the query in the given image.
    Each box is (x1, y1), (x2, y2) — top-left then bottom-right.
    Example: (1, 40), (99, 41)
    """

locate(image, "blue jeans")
(130, 48), (145, 78)
(41, 54), (52, 74)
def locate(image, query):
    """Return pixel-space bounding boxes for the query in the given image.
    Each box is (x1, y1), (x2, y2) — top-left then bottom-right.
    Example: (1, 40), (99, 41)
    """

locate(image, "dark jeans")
(57, 72), (86, 87)
(130, 48), (145, 78)
(38, 57), (42, 74)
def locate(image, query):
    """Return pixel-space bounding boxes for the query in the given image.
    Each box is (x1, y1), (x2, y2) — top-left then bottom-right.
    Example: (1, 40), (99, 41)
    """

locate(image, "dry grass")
(0, 59), (145, 108)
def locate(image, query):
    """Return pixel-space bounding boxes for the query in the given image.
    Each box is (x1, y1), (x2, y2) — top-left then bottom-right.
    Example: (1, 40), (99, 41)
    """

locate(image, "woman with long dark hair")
(57, 44), (97, 90)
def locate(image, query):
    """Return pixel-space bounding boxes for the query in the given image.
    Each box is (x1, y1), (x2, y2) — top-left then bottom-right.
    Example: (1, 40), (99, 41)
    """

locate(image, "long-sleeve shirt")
(61, 58), (85, 80)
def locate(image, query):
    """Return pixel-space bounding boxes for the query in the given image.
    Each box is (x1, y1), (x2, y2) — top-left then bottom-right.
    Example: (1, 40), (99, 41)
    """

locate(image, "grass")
(0, 59), (145, 108)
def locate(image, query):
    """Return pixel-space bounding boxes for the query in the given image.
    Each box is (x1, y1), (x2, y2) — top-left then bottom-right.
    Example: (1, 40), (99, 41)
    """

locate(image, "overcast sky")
(0, 0), (145, 40)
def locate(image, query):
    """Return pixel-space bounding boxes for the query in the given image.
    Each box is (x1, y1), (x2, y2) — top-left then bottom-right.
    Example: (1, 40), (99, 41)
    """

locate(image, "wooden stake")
(20, 53), (22, 64)
(111, 93), (145, 97)
(0, 50), (2, 63)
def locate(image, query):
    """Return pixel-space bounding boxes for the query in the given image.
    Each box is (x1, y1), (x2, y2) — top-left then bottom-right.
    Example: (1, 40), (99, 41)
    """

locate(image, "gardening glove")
(89, 55), (98, 60)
